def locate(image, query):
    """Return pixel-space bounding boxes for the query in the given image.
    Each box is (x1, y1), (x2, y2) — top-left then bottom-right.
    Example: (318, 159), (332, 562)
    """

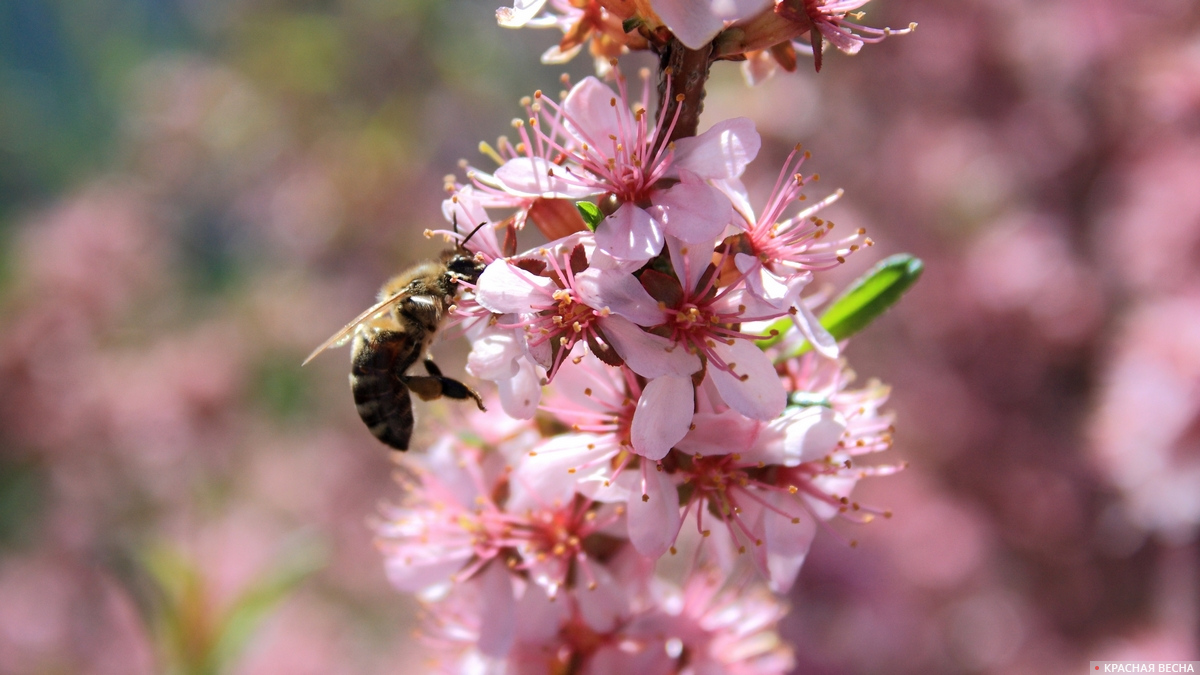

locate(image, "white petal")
(466, 327), (523, 380)
(497, 358), (541, 419)
(476, 260), (555, 314)
(541, 41), (583, 64)
(625, 467), (682, 558)
(575, 268), (666, 326)
(708, 339), (786, 420)
(594, 202), (663, 262)
(496, 0), (548, 27)
(651, 181), (732, 244)
(630, 376), (694, 460)
(599, 315), (700, 378)
(780, 405), (844, 464)
(669, 117), (761, 180)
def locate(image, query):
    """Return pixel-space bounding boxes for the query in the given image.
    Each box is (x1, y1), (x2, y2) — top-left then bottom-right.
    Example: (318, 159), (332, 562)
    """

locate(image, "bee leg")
(403, 361), (487, 412)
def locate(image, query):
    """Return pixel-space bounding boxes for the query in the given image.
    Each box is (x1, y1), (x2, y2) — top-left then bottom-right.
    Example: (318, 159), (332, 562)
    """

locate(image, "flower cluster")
(376, 67), (905, 672)
(497, 0), (915, 80)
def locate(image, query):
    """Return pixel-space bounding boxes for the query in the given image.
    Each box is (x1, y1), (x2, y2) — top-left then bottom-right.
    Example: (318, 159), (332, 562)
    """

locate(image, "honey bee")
(303, 224), (488, 451)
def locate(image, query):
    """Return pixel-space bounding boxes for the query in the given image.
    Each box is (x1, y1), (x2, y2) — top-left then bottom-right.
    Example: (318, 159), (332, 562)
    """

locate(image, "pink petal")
(626, 466), (682, 558)
(383, 540), (472, 592)
(793, 301), (840, 358)
(651, 180), (732, 244)
(510, 434), (608, 510)
(562, 77), (637, 149)
(595, 203), (664, 262)
(475, 260), (555, 314)
(494, 156), (597, 198)
(576, 563), (627, 632)
(669, 117), (761, 180)
(735, 253), (791, 308)
(708, 339), (786, 420)
(476, 562), (516, 657)
(599, 315), (700, 378)
(666, 234), (715, 294)
(575, 268), (667, 326)
(650, 0), (728, 49)
(675, 410), (759, 456)
(630, 375), (695, 460)
(819, 23), (865, 54)
(763, 496), (817, 593)
(514, 585), (570, 643)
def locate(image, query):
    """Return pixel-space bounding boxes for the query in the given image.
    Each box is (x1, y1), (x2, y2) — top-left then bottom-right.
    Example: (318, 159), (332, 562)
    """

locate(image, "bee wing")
(302, 290), (407, 365)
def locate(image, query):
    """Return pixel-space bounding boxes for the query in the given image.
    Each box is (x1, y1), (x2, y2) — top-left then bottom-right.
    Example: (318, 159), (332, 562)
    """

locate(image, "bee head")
(445, 252), (486, 285)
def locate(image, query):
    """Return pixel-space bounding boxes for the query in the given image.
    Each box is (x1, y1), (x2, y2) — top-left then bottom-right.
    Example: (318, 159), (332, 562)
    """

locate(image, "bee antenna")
(459, 221), (488, 249)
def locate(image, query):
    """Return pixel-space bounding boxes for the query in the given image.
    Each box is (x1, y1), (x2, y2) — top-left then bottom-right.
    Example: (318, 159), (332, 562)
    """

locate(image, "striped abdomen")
(350, 329), (422, 451)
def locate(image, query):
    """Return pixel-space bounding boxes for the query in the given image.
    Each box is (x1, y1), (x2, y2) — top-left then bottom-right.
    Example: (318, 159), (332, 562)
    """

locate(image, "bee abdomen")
(350, 369), (414, 451)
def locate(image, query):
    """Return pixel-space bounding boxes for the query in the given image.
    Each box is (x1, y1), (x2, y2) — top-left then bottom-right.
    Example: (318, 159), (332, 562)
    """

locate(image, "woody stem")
(655, 37), (713, 151)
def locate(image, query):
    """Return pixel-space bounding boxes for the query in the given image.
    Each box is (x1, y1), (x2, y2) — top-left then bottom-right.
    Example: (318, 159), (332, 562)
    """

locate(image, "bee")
(303, 223), (488, 451)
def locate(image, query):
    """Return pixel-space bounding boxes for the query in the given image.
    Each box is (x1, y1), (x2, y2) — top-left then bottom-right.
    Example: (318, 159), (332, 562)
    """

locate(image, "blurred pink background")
(1, 0), (1198, 673)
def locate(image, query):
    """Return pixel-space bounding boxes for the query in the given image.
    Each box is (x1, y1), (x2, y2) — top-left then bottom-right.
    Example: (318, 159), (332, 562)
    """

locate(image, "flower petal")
(575, 268), (667, 326)
(670, 117), (761, 180)
(763, 495), (817, 593)
(631, 375), (695, 460)
(625, 466), (682, 558)
(676, 410), (759, 456)
(708, 339), (786, 420)
(651, 180), (732, 244)
(562, 77), (637, 148)
(476, 562), (516, 657)
(650, 0), (725, 49)
(475, 260), (555, 314)
(497, 357), (541, 419)
(595, 202), (664, 262)
(495, 156), (598, 199)
(496, 0), (548, 27)
(599, 315), (700, 378)
(793, 300), (840, 358)
(466, 325), (524, 380)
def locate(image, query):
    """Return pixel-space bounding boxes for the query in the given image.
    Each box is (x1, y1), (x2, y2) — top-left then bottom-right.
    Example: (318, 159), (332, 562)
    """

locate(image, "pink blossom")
(493, 73), (758, 262)
(650, 0), (774, 50)
(777, 0), (917, 72)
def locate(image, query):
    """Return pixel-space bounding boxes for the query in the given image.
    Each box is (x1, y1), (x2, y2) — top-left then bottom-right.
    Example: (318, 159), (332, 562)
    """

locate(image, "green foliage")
(758, 254), (924, 356)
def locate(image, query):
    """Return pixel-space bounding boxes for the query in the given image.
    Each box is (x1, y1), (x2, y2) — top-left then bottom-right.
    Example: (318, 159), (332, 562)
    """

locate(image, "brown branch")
(655, 38), (713, 152)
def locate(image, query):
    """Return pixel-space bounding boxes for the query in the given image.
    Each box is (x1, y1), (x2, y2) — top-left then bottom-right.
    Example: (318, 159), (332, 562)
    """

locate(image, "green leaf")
(759, 254), (924, 357)
(576, 201), (603, 231)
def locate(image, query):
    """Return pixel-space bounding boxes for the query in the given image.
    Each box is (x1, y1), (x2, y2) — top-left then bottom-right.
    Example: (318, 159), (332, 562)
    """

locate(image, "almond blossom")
(368, 8), (915, 671)
(492, 72), (757, 262)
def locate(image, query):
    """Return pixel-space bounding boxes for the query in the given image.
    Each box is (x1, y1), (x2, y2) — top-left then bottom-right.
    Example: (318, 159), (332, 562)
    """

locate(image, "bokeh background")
(2, 0), (1198, 673)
